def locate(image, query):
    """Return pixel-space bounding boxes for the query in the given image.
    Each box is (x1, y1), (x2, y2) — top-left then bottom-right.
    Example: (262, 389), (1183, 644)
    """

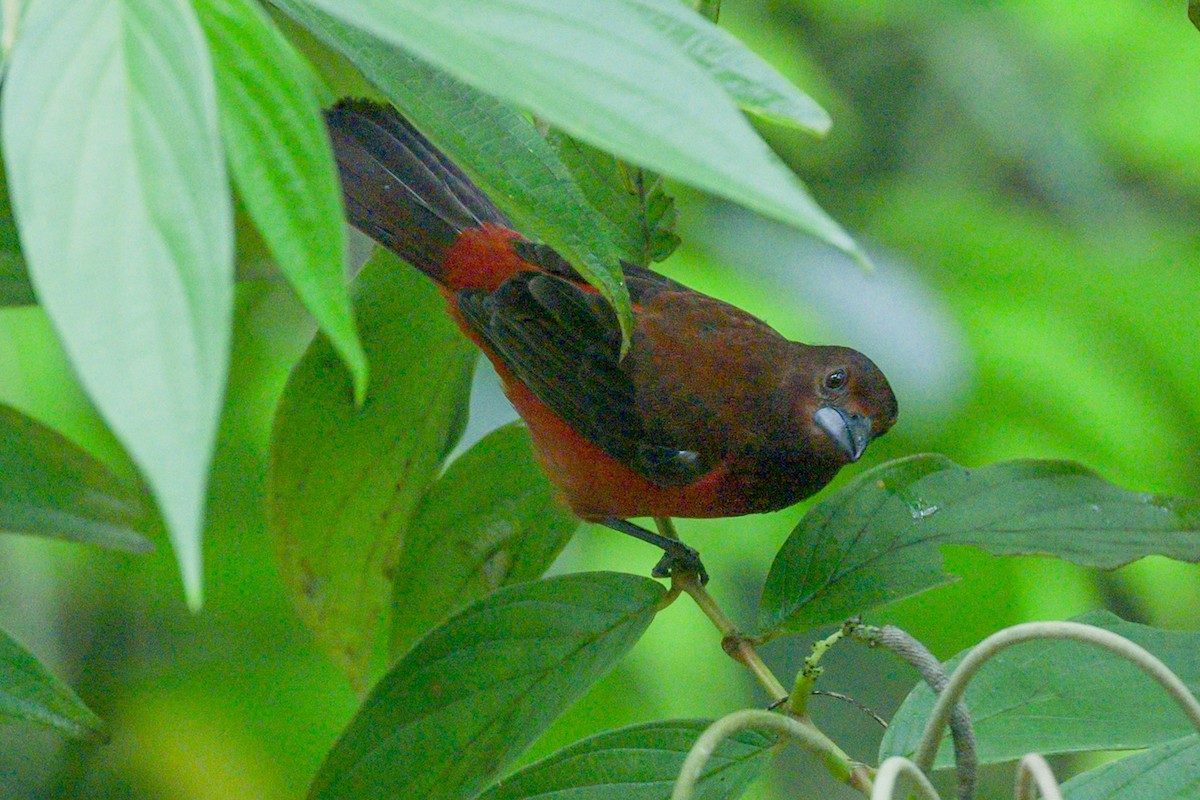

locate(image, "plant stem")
(672, 709), (873, 800)
(872, 757), (941, 800)
(673, 569), (789, 702)
(914, 620), (1200, 772)
(656, 518), (872, 794)
(789, 626), (848, 716)
(1013, 754), (1063, 800)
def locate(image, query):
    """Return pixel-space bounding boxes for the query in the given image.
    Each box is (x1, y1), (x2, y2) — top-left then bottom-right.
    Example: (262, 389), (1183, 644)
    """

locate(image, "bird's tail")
(324, 99), (510, 283)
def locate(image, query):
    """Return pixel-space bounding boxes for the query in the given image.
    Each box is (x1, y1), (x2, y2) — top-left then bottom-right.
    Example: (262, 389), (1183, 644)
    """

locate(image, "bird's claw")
(651, 544), (709, 585)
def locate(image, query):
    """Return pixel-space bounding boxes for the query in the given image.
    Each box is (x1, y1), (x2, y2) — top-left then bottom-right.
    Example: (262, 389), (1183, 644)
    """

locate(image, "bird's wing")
(456, 270), (707, 486)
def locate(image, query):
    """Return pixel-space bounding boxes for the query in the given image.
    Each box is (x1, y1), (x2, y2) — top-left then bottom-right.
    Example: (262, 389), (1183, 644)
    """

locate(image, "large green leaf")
(619, 0), (831, 133)
(0, 403), (152, 553)
(269, 250), (475, 690)
(475, 719), (777, 800)
(1062, 735), (1200, 800)
(881, 611), (1200, 767)
(757, 455), (1200, 637)
(272, 0), (635, 345)
(195, 0), (367, 402)
(0, 625), (106, 742)
(2, 0), (233, 608)
(309, 572), (664, 800)
(291, 0), (860, 259)
(389, 423), (577, 658)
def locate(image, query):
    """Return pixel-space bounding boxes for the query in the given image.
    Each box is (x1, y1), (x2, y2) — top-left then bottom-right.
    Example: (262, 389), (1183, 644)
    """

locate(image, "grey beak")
(814, 406), (873, 462)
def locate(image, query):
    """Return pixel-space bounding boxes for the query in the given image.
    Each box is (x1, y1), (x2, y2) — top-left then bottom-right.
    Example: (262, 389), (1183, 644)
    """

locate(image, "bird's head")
(796, 345), (898, 465)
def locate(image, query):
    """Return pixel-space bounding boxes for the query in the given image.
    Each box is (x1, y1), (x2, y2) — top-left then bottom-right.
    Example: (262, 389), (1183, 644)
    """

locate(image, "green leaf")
(0, 403), (153, 553)
(619, 0), (831, 133)
(756, 454), (1200, 637)
(292, 0), (861, 260)
(389, 423), (578, 658)
(546, 131), (680, 266)
(0, 163), (34, 306)
(0, 625), (106, 742)
(195, 0), (367, 402)
(272, 0), (635, 348)
(268, 249), (475, 690)
(309, 572), (664, 800)
(881, 611), (1200, 768)
(475, 719), (777, 800)
(2, 0), (234, 609)
(1062, 735), (1200, 800)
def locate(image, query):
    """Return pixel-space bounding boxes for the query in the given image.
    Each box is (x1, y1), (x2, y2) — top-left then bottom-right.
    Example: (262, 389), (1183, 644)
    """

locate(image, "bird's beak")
(814, 406), (873, 462)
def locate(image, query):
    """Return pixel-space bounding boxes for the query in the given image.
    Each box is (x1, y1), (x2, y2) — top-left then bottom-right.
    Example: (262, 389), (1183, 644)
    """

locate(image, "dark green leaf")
(2, 0), (234, 608)
(620, 0), (831, 133)
(309, 572), (665, 800)
(389, 423), (577, 658)
(272, 0), (635, 347)
(881, 611), (1200, 767)
(476, 719), (777, 800)
(1062, 735), (1200, 800)
(0, 625), (106, 742)
(546, 132), (680, 266)
(757, 455), (1200, 637)
(291, 0), (861, 260)
(269, 250), (475, 689)
(0, 163), (33, 307)
(0, 403), (152, 553)
(196, 0), (368, 402)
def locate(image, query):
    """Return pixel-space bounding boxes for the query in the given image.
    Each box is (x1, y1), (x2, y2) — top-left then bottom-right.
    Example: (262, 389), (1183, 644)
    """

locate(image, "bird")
(324, 99), (898, 582)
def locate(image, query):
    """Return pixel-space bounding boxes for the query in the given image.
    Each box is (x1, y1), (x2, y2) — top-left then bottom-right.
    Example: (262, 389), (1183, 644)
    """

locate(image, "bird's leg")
(598, 517), (709, 584)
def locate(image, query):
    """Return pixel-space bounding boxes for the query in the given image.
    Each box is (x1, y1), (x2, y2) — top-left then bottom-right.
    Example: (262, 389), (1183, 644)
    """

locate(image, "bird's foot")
(598, 516), (709, 585)
(651, 543), (709, 585)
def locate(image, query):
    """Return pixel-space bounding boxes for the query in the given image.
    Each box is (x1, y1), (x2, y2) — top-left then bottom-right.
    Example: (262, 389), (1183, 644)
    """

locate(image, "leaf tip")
(345, 344), (370, 408)
(164, 509), (205, 612)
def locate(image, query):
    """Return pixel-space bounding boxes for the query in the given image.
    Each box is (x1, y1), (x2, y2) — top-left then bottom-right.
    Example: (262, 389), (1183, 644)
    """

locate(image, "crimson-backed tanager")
(325, 100), (898, 581)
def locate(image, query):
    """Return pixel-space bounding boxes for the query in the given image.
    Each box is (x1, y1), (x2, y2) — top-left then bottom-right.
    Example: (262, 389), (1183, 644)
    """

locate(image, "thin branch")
(915, 621), (1200, 772)
(671, 709), (872, 800)
(674, 570), (790, 702)
(811, 690), (889, 729)
(1013, 754), (1063, 800)
(853, 623), (977, 800)
(871, 756), (941, 800)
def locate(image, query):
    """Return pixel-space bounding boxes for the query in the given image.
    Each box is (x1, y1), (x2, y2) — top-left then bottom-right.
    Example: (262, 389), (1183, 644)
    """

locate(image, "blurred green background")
(3, 0), (1200, 797)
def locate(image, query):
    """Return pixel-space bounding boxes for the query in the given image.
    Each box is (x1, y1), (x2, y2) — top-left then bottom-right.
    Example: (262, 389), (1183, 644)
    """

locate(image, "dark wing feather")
(456, 271), (705, 486)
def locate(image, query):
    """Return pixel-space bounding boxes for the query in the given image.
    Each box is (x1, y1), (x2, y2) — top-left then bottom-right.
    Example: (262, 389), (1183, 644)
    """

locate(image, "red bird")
(325, 100), (898, 580)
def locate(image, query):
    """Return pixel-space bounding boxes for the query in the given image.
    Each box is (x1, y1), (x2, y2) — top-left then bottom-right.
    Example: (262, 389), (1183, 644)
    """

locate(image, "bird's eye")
(824, 369), (848, 392)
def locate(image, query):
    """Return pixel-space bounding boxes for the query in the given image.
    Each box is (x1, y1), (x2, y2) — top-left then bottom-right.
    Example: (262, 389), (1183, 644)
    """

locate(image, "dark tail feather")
(324, 99), (509, 281)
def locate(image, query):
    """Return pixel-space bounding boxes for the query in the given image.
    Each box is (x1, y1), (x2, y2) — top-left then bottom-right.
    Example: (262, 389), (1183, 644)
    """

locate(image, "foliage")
(0, 1), (1199, 799)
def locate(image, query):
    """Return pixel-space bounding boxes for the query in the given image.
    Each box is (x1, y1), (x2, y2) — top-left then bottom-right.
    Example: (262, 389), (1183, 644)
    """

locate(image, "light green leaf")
(268, 250), (475, 690)
(757, 455), (1200, 637)
(1062, 735), (1200, 800)
(0, 403), (153, 552)
(195, 0), (367, 402)
(293, 0), (861, 259)
(619, 0), (831, 133)
(309, 572), (665, 800)
(389, 423), (577, 658)
(272, 0), (635, 347)
(1, 624), (106, 741)
(475, 719), (777, 800)
(2, 0), (234, 608)
(881, 611), (1200, 768)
